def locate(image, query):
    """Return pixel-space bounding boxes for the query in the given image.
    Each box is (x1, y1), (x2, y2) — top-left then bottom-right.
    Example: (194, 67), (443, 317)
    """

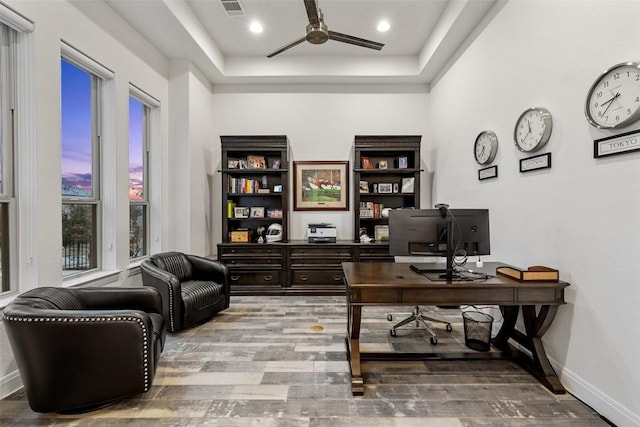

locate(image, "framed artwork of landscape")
(293, 161), (349, 211)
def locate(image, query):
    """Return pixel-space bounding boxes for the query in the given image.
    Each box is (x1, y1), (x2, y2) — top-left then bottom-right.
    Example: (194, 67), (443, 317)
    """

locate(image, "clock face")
(474, 130), (498, 165)
(585, 62), (640, 129)
(514, 107), (552, 152)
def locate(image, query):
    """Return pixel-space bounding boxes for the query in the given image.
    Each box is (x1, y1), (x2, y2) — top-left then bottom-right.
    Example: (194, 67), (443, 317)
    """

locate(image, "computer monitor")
(388, 207), (490, 280)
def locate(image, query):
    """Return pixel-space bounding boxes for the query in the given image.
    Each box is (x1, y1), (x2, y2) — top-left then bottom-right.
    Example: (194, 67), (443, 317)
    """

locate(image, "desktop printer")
(308, 223), (337, 243)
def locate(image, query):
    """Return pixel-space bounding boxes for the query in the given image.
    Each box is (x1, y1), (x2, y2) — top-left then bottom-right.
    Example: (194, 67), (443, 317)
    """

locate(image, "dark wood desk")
(343, 261), (569, 395)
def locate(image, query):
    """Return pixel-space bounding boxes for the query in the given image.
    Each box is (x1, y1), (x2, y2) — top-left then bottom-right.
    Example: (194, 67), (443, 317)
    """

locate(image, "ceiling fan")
(267, 0), (385, 58)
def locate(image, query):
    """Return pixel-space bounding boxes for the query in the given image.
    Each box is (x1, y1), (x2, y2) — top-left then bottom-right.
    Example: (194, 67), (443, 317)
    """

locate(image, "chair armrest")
(187, 255), (230, 297)
(74, 287), (163, 315)
(140, 259), (183, 331)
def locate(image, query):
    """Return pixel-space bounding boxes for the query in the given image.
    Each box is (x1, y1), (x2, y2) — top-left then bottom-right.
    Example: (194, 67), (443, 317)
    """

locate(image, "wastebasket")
(462, 311), (493, 352)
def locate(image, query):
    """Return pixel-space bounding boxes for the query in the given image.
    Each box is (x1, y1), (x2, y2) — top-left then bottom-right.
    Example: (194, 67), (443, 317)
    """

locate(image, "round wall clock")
(585, 62), (640, 129)
(513, 107), (553, 152)
(474, 130), (498, 165)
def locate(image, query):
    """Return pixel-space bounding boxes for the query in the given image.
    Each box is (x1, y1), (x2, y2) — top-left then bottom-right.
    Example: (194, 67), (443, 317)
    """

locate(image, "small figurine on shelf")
(359, 227), (372, 243)
(256, 225), (266, 244)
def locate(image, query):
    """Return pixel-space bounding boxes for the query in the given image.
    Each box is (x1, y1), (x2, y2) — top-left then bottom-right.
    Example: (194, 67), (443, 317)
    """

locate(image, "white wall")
(210, 87), (430, 246)
(429, 1), (640, 426)
(0, 0), (171, 399)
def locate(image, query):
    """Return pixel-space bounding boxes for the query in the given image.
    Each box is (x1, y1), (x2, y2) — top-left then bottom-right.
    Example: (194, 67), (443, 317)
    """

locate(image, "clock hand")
(601, 92), (620, 117)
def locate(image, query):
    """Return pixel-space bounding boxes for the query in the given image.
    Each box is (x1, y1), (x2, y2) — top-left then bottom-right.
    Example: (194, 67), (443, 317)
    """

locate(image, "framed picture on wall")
(293, 161), (349, 211)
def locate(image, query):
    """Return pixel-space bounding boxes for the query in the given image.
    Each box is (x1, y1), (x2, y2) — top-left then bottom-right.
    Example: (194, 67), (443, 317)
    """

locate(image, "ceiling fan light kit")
(267, 0), (384, 58)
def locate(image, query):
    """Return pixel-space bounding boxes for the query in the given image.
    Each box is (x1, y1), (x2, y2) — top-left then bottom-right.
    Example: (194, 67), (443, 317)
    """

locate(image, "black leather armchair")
(140, 251), (230, 332)
(2, 286), (166, 413)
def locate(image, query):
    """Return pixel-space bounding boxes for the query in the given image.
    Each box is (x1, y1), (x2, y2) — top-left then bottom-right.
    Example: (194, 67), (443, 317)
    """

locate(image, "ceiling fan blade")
(303, 0), (320, 25)
(267, 36), (307, 58)
(328, 30), (384, 51)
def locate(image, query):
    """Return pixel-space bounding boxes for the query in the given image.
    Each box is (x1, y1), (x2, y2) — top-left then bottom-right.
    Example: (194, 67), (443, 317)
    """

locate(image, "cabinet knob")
(300, 275), (309, 281)
(263, 275), (273, 281)
(231, 275), (240, 281)
(230, 260), (236, 264)
(332, 275), (343, 281)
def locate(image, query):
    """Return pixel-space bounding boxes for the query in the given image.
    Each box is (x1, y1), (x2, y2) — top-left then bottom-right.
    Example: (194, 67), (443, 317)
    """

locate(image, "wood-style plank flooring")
(1, 296), (609, 426)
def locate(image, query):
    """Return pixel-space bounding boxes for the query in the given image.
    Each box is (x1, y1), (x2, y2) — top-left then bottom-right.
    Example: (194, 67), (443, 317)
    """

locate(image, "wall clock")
(585, 62), (640, 129)
(513, 107), (553, 152)
(474, 130), (498, 165)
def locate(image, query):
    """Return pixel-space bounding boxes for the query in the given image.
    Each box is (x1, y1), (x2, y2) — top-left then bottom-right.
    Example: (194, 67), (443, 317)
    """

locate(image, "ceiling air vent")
(220, 0), (245, 17)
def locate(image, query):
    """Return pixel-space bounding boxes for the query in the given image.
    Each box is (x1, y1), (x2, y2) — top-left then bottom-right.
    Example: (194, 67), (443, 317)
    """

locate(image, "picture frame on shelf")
(228, 159), (240, 169)
(247, 155), (266, 169)
(271, 159), (281, 169)
(378, 160), (388, 169)
(378, 183), (393, 194)
(234, 206), (249, 218)
(397, 156), (408, 169)
(401, 177), (415, 193)
(293, 161), (349, 211)
(250, 207), (265, 218)
(267, 208), (283, 218)
(361, 157), (373, 169)
(393, 182), (399, 193)
(239, 159), (248, 169)
(359, 180), (369, 193)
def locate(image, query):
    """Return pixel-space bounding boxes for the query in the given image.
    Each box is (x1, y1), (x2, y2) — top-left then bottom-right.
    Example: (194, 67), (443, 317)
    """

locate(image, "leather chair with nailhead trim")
(140, 251), (230, 332)
(2, 286), (166, 413)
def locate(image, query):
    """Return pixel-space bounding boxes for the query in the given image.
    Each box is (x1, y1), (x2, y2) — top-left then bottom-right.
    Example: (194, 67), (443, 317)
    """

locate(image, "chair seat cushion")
(181, 280), (226, 327)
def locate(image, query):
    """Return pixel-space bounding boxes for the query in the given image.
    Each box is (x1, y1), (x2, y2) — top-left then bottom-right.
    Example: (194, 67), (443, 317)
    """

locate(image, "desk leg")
(522, 305), (565, 394)
(492, 305), (519, 352)
(346, 304), (364, 395)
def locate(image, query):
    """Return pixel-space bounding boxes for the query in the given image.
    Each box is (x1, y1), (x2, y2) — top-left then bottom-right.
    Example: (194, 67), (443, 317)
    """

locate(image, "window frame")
(60, 42), (114, 280)
(128, 84), (160, 265)
(128, 94), (149, 261)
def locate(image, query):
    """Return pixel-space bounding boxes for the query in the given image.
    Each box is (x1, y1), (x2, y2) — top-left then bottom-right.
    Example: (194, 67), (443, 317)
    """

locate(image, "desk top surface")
(342, 262), (569, 289)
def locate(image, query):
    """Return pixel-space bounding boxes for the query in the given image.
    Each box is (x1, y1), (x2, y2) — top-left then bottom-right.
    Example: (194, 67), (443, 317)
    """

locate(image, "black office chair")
(387, 306), (452, 344)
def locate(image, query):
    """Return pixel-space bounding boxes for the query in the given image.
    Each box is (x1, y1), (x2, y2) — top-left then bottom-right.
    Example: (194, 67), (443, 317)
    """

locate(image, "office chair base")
(388, 306), (452, 345)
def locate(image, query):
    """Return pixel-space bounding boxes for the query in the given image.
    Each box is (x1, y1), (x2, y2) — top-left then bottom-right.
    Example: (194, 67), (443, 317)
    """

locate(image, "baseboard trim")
(553, 359), (639, 427)
(0, 369), (22, 400)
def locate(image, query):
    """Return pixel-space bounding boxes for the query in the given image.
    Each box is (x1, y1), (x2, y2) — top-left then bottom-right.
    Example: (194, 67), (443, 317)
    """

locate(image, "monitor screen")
(388, 208), (490, 257)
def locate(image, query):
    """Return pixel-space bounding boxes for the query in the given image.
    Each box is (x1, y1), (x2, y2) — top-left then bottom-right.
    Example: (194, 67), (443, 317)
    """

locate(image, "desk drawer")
(290, 246), (353, 257)
(292, 269), (345, 286)
(229, 270), (281, 286)
(223, 258), (281, 267)
(219, 246), (283, 256)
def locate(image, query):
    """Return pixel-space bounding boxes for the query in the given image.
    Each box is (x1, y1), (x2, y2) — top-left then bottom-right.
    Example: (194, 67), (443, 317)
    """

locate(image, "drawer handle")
(263, 275), (273, 281)
(332, 275), (343, 281)
(300, 275), (309, 281)
(231, 275), (240, 281)
(230, 260), (236, 264)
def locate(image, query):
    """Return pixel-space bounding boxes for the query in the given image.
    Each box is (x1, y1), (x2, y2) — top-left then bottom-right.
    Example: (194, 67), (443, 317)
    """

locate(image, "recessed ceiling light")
(377, 20), (390, 32)
(249, 21), (263, 34)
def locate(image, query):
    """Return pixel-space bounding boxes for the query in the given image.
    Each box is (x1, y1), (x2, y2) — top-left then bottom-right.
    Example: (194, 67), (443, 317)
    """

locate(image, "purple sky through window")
(129, 97), (144, 201)
(61, 59), (92, 197)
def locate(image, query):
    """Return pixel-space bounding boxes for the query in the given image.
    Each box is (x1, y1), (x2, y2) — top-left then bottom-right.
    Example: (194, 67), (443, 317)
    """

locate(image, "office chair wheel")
(446, 323), (453, 332)
(390, 329), (397, 337)
(430, 336), (438, 345)
(387, 314), (393, 321)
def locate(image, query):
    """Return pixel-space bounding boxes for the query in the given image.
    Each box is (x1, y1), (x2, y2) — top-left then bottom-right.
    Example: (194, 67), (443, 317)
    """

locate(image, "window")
(129, 96), (148, 259)
(0, 5), (35, 299)
(0, 23), (17, 292)
(61, 59), (99, 276)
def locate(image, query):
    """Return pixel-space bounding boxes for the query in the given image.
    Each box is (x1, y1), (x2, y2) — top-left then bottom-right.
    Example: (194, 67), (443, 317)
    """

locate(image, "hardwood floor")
(1, 296), (609, 426)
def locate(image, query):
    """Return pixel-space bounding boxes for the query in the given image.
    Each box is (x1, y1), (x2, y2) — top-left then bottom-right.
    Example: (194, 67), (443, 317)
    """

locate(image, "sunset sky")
(61, 59), (144, 200)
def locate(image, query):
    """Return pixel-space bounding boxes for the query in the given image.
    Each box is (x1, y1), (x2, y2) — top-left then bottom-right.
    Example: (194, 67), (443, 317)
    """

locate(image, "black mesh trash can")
(462, 311), (493, 352)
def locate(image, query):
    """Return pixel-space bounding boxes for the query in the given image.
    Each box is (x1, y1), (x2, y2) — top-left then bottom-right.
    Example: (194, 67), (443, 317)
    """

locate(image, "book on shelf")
(496, 265), (559, 282)
(226, 201), (236, 218)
